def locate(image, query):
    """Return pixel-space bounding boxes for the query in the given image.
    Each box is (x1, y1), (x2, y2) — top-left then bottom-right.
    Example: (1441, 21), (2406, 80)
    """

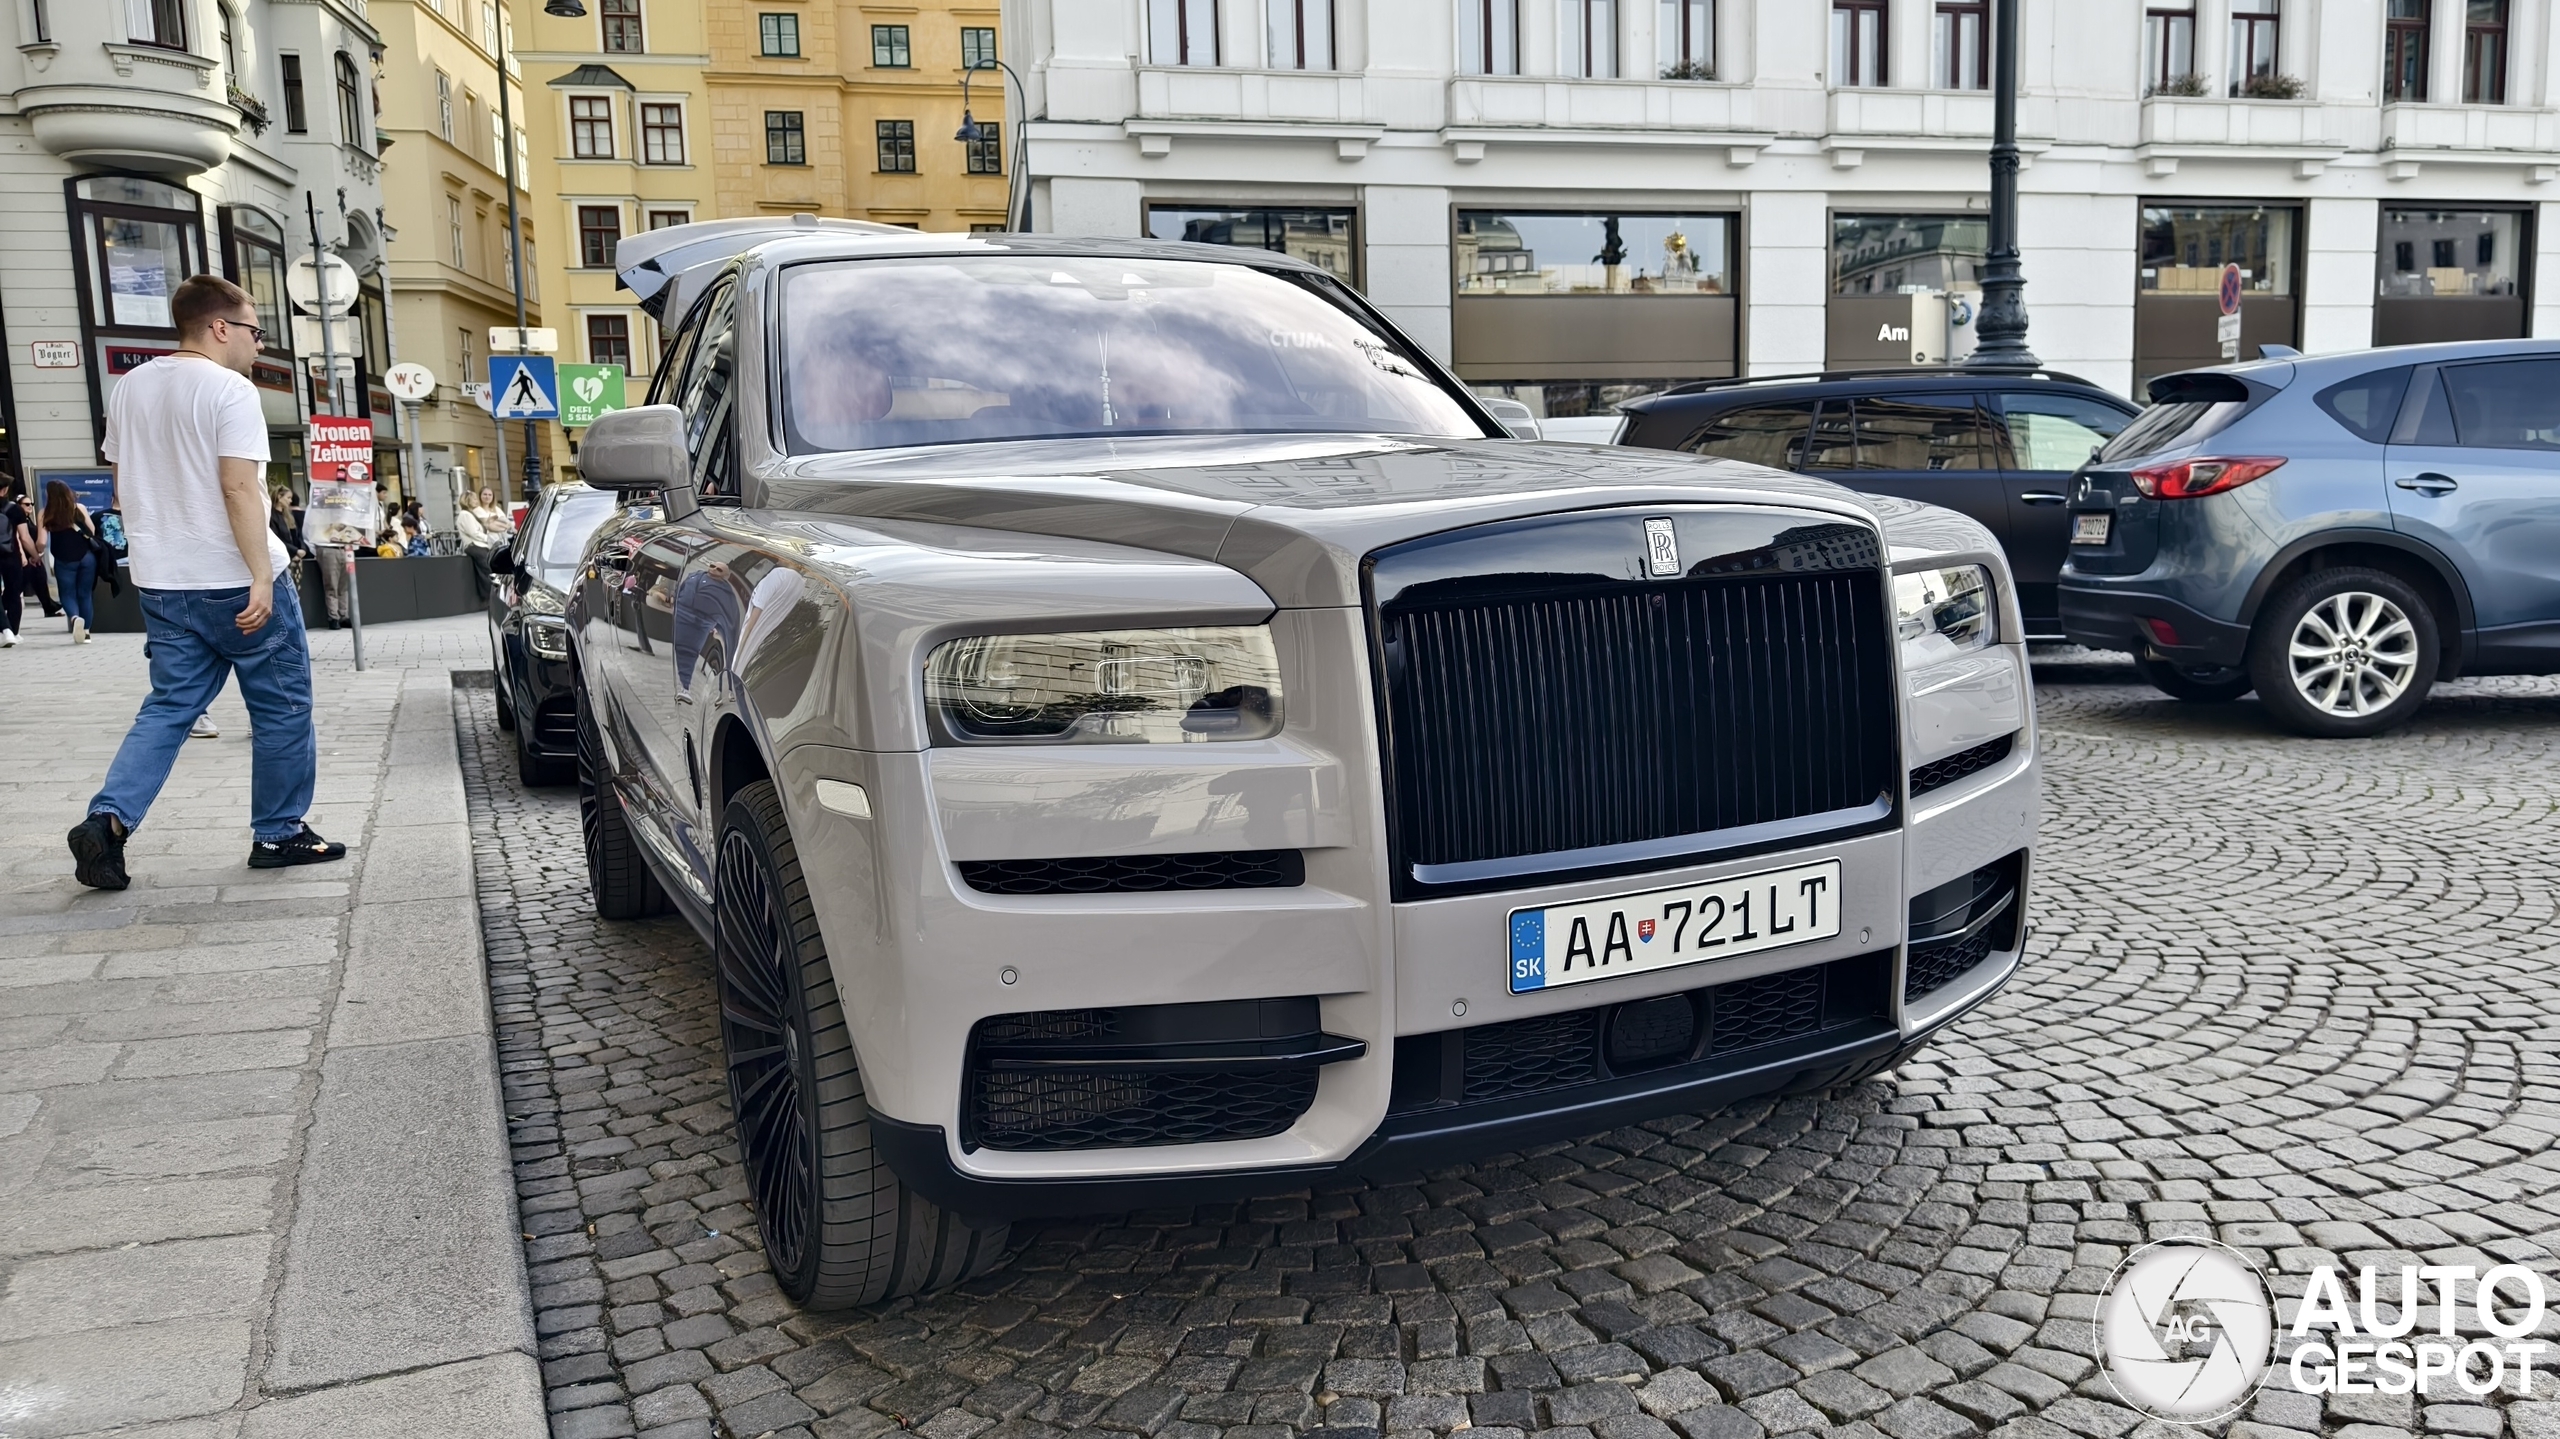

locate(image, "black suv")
(1617, 369), (2138, 637)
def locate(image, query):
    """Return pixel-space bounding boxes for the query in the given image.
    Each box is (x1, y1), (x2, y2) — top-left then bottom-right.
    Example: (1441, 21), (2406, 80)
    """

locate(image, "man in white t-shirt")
(68, 274), (346, 890)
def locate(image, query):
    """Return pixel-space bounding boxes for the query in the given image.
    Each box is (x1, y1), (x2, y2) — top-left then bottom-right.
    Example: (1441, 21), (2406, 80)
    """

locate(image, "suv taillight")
(2128, 457), (2285, 500)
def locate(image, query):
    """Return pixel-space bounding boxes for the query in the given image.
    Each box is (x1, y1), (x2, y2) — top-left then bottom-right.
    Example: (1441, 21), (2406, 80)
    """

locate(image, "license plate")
(1508, 860), (1842, 994)
(2072, 513), (2112, 545)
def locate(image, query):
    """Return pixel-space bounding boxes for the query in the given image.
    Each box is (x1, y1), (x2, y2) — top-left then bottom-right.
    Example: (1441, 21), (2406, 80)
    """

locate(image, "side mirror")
(488, 541), (517, 576)
(580, 404), (689, 492)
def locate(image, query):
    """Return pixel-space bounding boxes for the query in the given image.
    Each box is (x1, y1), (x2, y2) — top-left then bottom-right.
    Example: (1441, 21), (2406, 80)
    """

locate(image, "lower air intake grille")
(971, 1068), (1318, 1152)
(1462, 1010), (1601, 1101)
(956, 849), (1305, 896)
(1905, 928), (1995, 1000)
(1910, 733), (2015, 797)
(1708, 967), (1826, 1053)
(1905, 851), (2025, 1002)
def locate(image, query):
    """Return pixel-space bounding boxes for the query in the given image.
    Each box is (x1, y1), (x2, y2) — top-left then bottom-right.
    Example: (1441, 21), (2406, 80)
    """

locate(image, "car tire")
(715, 778), (1011, 1308)
(577, 672), (670, 919)
(2246, 566), (2439, 738)
(2134, 655), (2254, 703)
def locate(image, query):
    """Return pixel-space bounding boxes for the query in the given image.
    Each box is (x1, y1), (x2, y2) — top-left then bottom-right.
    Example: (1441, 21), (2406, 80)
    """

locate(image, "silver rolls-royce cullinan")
(569, 218), (2038, 1308)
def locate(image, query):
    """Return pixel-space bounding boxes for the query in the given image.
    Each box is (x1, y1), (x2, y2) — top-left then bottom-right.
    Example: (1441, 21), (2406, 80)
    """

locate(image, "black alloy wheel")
(716, 816), (820, 1291)
(2134, 654), (2254, 703)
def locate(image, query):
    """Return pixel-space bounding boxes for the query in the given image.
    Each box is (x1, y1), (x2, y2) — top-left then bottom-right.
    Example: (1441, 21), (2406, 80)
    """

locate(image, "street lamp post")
(495, 0), (590, 501)
(954, 60), (1031, 231)
(1968, 0), (2038, 368)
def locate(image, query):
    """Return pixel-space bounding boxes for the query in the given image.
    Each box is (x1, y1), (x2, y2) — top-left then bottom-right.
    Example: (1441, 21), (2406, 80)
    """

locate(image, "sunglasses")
(220, 316), (270, 345)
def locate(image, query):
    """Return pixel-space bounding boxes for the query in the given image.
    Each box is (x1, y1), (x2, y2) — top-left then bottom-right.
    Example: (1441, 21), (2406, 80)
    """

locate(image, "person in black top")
(43, 480), (103, 643)
(0, 474), (29, 646)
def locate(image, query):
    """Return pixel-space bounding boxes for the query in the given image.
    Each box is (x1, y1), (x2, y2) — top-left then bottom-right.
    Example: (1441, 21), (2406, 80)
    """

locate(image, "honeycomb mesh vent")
(1708, 967), (1827, 1054)
(971, 1068), (1318, 1152)
(1910, 733), (2015, 797)
(1461, 1010), (1601, 1102)
(956, 850), (1305, 896)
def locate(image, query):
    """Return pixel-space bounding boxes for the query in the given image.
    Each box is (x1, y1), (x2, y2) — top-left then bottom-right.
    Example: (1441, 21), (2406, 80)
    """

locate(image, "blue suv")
(2063, 340), (2560, 737)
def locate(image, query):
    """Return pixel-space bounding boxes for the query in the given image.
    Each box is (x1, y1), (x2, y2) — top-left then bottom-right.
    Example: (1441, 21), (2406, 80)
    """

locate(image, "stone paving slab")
(456, 658), (2560, 1439)
(0, 617), (540, 1437)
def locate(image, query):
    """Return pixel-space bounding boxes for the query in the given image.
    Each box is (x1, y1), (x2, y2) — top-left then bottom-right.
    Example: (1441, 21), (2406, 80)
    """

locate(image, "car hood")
(759, 433), (1985, 607)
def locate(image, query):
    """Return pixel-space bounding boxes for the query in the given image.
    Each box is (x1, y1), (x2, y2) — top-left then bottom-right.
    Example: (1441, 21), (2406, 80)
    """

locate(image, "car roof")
(1624, 366), (2118, 413)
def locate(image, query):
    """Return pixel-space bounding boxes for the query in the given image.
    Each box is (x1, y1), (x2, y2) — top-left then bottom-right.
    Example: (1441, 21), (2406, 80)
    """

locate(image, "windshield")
(532, 489), (617, 584)
(777, 256), (1485, 453)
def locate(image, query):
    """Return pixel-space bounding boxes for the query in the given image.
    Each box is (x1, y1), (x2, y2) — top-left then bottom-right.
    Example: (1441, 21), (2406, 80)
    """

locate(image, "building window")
(876, 119), (915, 172)
(601, 0), (642, 53)
(223, 207), (290, 352)
(1151, 205), (1358, 281)
(764, 110), (804, 164)
(1832, 0), (1886, 86)
(447, 195), (465, 268)
(647, 208), (690, 229)
(2144, 2), (2196, 93)
(1458, 0), (1517, 74)
(2380, 210), (2523, 299)
(2385, 0), (2429, 101)
(126, 0), (185, 47)
(1934, 0), (1986, 89)
(640, 102), (684, 163)
(2464, 0), (2506, 104)
(1560, 0), (1615, 78)
(1149, 0), (1218, 65)
(2230, 0), (2280, 94)
(2138, 206), (2295, 296)
(435, 71), (454, 141)
(961, 25), (997, 69)
(281, 54), (308, 132)
(965, 120), (1001, 174)
(480, 1), (498, 53)
(1659, 0), (1711, 78)
(570, 95), (613, 158)
(74, 177), (204, 333)
(588, 314), (632, 369)
(868, 22), (907, 65)
(1265, 0), (1330, 69)
(335, 53), (366, 148)
(578, 205), (621, 268)
(762, 13), (802, 57)
(1457, 210), (1735, 301)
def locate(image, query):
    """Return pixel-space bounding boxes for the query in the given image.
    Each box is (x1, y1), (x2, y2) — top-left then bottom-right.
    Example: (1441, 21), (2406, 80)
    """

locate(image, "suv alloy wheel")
(2247, 566), (2439, 737)
(714, 780), (1010, 1306)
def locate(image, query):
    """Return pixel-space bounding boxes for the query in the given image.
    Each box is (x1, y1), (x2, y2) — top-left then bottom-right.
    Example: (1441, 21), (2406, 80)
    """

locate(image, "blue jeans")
(90, 579), (316, 842)
(56, 554), (96, 626)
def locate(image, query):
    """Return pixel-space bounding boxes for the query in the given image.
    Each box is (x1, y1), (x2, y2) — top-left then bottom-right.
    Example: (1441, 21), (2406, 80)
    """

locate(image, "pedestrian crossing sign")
(488, 356), (560, 420)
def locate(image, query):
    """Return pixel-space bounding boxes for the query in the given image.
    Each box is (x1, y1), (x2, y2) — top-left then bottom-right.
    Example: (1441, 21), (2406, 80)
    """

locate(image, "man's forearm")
(221, 474), (272, 586)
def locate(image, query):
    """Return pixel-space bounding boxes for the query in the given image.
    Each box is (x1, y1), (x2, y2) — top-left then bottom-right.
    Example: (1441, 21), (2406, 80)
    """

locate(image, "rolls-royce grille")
(1377, 561), (1897, 891)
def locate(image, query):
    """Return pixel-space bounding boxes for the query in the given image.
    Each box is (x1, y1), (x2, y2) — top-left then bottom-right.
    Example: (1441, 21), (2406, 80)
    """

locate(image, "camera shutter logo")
(2095, 1239), (2276, 1423)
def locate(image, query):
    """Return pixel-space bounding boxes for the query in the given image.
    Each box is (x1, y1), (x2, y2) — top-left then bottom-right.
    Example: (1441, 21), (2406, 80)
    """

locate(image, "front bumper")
(2059, 578), (2252, 668)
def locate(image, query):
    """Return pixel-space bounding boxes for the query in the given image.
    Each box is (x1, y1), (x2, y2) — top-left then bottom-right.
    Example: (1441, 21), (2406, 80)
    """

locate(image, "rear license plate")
(1508, 860), (1842, 994)
(2072, 513), (2112, 545)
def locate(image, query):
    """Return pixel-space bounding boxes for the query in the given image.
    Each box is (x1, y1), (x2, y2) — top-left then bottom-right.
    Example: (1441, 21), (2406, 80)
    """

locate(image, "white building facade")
(1, 0), (391, 490)
(1008, 0), (2560, 415)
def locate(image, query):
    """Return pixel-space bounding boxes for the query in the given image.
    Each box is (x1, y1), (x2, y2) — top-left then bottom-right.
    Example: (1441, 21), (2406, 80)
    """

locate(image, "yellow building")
(513, 0), (718, 435)
(378, 0), (553, 514)
(703, 0), (1008, 229)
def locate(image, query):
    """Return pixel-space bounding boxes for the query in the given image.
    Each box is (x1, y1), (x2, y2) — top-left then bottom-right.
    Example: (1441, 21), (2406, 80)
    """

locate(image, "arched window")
(335, 53), (366, 148)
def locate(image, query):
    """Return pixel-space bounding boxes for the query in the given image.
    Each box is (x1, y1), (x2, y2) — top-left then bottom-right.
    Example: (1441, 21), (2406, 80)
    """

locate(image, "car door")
(2385, 357), (2560, 667)
(1986, 390), (2136, 634)
(1804, 392), (2014, 560)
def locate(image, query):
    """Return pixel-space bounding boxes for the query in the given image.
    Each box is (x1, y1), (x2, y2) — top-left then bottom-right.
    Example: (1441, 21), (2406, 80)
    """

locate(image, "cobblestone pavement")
(457, 659), (2560, 1439)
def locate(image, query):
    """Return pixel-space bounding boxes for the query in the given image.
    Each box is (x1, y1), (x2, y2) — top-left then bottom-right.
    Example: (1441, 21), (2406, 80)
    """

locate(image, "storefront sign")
(556, 364), (626, 428)
(307, 417), (377, 484)
(29, 340), (79, 369)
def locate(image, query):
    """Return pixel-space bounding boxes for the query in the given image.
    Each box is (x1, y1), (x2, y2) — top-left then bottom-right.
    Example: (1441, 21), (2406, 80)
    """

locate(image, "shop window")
(876, 120), (916, 172)
(2139, 207), (2294, 296)
(763, 14), (802, 57)
(2378, 211), (2519, 298)
(2464, 0), (2506, 104)
(1458, 0), (1516, 75)
(1150, 0), (1217, 65)
(965, 122), (1001, 175)
(1831, 214), (1984, 296)
(1659, 0), (1711, 78)
(1934, 1), (1986, 89)
(1832, 0), (1886, 86)
(641, 102), (684, 163)
(1459, 211), (1733, 296)
(588, 314), (632, 370)
(601, 0), (642, 53)
(578, 205), (621, 268)
(2145, 2), (2197, 93)
(2229, 0), (2280, 94)
(765, 111), (805, 165)
(1560, 0), (1615, 78)
(1269, 0), (1331, 70)
(571, 95), (614, 158)
(2385, 0), (2429, 102)
(282, 54), (308, 132)
(961, 26), (997, 69)
(1149, 206), (1356, 281)
(73, 175), (205, 333)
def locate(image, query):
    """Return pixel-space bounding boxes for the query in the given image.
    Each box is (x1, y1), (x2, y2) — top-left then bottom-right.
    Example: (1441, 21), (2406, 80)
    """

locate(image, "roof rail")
(1650, 364), (2100, 398)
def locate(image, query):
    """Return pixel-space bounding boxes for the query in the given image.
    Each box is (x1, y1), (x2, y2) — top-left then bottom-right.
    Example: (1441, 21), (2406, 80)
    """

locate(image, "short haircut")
(172, 274), (255, 336)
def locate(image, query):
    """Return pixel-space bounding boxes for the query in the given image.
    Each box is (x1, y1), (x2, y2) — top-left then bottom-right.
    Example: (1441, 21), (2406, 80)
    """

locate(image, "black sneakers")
(249, 825), (348, 869)
(67, 813), (130, 891)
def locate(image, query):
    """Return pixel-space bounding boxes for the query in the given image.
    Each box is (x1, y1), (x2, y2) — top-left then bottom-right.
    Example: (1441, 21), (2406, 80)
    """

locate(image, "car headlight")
(525, 616), (569, 658)
(925, 626), (1282, 744)
(1893, 565), (1995, 665)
